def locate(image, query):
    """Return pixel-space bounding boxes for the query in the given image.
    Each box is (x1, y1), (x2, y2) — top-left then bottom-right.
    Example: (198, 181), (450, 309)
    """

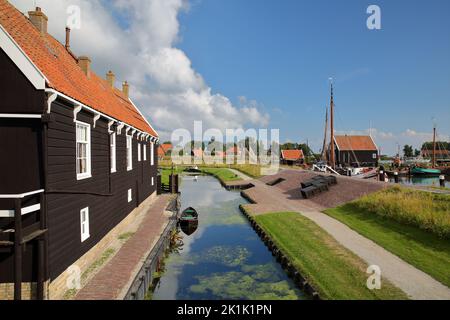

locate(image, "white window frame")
(143, 144), (147, 161)
(150, 142), (154, 166)
(138, 143), (141, 162)
(152, 177), (154, 186)
(128, 189), (132, 203)
(76, 121), (92, 180)
(127, 135), (133, 171)
(110, 132), (116, 173)
(80, 207), (90, 242)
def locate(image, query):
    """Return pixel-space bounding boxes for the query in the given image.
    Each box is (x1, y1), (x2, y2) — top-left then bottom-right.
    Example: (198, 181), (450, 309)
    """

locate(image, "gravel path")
(242, 171), (450, 300)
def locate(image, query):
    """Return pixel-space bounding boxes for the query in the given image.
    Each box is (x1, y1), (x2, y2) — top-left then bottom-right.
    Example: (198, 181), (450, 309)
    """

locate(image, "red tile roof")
(0, 1), (157, 136)
(334, 136), (377, 151)
(281, 149), (304, 160)
(158, 143), (172, 157)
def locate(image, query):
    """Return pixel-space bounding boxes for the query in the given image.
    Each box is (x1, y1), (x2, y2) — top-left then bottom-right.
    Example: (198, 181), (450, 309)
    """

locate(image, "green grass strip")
(254, 212), (408, 300)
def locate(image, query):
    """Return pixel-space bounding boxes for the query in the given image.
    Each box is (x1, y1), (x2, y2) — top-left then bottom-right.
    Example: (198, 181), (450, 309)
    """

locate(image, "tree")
(403, 145), (413, 157)
(422, 141), (450, 151)
(414, 149), (421, 157)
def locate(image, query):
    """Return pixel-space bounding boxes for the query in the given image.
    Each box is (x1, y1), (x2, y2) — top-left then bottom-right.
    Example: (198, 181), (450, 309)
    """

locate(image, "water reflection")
(389, 175), (449, 188)
(152, 175), (304, 300)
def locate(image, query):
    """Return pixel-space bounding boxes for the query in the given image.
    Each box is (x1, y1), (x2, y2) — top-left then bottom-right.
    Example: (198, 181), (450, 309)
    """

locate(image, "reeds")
(350, 186), (450, 239)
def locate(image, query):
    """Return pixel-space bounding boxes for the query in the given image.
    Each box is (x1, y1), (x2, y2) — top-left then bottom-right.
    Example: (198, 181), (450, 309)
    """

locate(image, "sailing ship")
(411, 124), (442, 176)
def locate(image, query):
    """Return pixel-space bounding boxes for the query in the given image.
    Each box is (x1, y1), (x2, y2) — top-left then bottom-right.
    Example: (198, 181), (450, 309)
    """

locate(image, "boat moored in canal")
(411, 166), (441, 176)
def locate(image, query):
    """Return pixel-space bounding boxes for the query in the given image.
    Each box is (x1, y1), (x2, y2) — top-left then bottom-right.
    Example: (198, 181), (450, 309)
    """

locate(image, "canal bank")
(74, 194), (179, 300)
(238, 170), (450, 300)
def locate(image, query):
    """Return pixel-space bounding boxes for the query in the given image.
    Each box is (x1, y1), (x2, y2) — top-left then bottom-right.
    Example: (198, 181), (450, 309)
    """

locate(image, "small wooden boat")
(180, 207), (198, 223)
(184, 166), (201, 173)
(179, 207), (198, 236)
(411, 167), (441, 176)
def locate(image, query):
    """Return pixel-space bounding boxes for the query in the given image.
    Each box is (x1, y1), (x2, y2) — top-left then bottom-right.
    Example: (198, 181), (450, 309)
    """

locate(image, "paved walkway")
(242, 174), (450, 300)
(75, 195), (174, 300)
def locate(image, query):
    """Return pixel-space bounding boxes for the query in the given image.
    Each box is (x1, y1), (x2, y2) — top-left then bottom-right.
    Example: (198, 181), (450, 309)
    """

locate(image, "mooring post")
(379, 170), (384, 182)
(440, 175), (446, 188)
(394, 171), (399, 183)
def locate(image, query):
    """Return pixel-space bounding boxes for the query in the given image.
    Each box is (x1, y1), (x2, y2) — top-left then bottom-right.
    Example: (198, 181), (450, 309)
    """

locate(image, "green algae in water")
(196, 245), (251, 267)
(189, 263), (302, 300)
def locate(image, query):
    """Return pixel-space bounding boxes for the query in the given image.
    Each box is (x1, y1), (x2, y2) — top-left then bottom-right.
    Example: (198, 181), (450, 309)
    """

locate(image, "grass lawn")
(231, 164), (262, 178)
(254, 212), (407, 300)
(201, 167), (241, 183)
(325, 204), (450, 288)
(160, 167), (184, 185)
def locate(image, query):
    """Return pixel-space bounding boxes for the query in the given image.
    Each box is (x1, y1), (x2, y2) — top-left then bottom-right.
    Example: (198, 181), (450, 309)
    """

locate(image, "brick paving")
(241, 170), (450, 299)
(75, 194), (174, 300)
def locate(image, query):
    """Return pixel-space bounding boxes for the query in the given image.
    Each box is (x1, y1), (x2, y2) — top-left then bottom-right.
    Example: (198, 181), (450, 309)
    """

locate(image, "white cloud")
(10, 0), (269, 139)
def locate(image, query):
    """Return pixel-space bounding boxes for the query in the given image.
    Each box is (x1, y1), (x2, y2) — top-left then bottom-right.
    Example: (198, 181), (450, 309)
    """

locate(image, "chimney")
(65, 27), (71, 50)
(122, 81), (130, 98)
(106, 71), (115, 89)
(78, 56), (91, 78)
(28, 7), (48, 34)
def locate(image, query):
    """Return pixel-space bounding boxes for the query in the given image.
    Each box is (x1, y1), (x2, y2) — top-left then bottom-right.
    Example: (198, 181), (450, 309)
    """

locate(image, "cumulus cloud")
(10, 0), (269, 140)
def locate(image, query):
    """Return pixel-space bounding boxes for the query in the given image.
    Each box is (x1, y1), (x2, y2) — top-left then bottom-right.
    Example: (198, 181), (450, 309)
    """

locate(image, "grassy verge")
(230, 164), (262, 178)
(160, 167), (184, 185)
(347, 186), (450, 239)
(325, 205), (450, 287)
(253, 212), (407, 300)
(201, 168), (241, 183)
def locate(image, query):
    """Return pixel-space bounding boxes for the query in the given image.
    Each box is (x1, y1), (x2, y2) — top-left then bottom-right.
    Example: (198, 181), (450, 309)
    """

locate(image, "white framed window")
(76, 121), (91, 180)
(372, 153), (377, 159)
(150, 142), (154, 166)
(138, 143), (141, 162)
(143, 144), (147, 161)
(152, 177), (154, 186)
(80, 207), (90, 242)
(126, 135), (133, 171)
(110, 132), (116, 173)
(128, 189), (132, 202)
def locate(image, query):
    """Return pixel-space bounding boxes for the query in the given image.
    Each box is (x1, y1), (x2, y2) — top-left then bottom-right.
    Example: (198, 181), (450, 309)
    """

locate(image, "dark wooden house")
(280, 149), (305, 166)
(0, 2), (159, 299)
(332, 135), (378, 167)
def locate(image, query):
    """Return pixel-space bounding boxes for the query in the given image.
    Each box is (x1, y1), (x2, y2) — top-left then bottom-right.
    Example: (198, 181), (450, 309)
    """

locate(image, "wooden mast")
(321, 107), (328, 162)
(432, 125), (436, 168)
(330, 81), (335, 169)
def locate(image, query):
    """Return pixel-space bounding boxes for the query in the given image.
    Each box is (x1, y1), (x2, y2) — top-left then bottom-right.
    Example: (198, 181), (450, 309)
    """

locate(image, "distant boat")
(411, 167), (441, 176)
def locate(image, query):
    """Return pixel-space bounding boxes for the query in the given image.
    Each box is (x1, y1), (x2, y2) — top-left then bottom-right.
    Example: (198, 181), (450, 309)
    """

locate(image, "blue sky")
(177, 0), (450, 154)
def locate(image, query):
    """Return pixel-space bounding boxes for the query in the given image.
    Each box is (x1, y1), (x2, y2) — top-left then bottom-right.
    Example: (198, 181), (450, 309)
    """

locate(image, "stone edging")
(239, 205), (321, 300)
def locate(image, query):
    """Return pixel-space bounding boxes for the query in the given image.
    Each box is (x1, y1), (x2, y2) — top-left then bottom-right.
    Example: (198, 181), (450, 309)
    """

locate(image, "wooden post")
(14, 199), (22, 300)
(37, 192), (46, 300)
(432, 126), (436, 168)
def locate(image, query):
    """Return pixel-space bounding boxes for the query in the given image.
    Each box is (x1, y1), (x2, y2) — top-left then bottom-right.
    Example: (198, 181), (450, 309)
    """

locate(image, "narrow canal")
(152, 175), (304, 300)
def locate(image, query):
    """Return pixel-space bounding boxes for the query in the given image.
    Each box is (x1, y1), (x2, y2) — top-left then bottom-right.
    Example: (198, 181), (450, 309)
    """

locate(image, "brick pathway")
(75, 194), (174, 300)
(242, 171), (450, 300)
